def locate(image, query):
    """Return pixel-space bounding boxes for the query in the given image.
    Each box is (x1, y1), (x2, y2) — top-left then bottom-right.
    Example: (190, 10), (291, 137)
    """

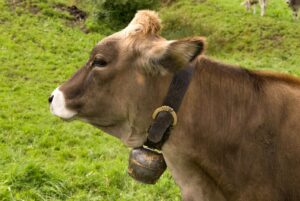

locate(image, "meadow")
(0, 0), (299, 200)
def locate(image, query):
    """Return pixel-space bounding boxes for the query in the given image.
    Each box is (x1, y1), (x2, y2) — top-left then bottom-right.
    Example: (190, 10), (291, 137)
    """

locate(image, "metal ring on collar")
(152, 106), (177, 126)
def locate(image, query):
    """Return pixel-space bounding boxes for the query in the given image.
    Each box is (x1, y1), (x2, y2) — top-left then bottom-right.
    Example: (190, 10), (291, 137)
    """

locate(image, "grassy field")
(160, 0), (300, 74)
(0, 0), (299, 200)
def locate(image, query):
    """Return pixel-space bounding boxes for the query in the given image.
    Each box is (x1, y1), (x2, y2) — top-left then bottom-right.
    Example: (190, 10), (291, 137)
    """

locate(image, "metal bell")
(128, 147), (167, 184)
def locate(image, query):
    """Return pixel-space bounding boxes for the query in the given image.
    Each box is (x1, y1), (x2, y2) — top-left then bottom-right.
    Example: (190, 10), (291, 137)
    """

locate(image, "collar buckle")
(152, 105), (177, 126)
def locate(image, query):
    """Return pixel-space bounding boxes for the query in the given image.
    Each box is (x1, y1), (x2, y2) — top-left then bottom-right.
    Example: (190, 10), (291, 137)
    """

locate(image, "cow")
(285, 0), (300, 19)
(49, 10), (300, 201)
(242, 0), (267, 16)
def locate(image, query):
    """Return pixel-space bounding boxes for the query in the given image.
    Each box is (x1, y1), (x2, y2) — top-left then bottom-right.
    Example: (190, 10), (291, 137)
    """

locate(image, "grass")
(160, 0), (300, 75)
(0, 0), (300, 200)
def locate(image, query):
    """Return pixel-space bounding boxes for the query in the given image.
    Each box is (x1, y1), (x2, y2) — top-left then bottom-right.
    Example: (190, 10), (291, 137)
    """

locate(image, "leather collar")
(145, 63), (195, 150)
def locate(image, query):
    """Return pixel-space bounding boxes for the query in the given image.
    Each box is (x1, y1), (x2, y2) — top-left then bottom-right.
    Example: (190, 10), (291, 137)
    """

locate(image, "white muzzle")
(49, 87), (77, 119)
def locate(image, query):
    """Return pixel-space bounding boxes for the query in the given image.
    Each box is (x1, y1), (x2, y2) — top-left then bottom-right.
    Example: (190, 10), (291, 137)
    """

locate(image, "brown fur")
(119, 10), (161, 37)
(164, 56), (300, 200)
(255, 70), (300, 86)
(51, 10), (300, 201)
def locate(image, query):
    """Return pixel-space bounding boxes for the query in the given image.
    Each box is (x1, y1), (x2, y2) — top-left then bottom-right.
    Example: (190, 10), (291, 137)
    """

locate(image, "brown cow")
(49, 10), (300, 201)
(285, 0), (300, 19)
(242, 0), (267, 16)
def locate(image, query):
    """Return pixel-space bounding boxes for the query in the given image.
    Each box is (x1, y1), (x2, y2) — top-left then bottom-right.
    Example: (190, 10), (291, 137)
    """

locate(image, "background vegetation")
(91, 0), (160, 31)
(1, 0), (299, 200)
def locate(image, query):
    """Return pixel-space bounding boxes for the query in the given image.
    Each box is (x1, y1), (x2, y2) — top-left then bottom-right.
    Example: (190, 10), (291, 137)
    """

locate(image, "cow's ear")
(157, 37), (205, 72)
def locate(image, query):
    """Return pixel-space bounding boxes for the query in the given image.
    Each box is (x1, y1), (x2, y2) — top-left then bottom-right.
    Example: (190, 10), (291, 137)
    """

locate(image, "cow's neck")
(146, 63), (195, 149)
(162, 57), (261, 201)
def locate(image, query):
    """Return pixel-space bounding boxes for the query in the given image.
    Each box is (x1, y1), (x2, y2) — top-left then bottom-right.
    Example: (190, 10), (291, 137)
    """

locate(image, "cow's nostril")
(48, 95), (54, 104)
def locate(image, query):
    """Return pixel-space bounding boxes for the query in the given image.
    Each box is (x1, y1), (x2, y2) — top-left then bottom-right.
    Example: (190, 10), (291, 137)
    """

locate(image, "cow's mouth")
(50, 104), (78, 120)
(59, 115), (77, 122)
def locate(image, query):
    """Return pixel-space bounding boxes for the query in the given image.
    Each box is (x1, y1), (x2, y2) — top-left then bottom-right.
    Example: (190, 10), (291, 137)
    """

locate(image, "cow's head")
(49, 10), (205, 148)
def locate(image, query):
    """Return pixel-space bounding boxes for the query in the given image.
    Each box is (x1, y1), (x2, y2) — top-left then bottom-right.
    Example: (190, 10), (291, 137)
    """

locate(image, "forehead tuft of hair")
(124, 10), (161, 36)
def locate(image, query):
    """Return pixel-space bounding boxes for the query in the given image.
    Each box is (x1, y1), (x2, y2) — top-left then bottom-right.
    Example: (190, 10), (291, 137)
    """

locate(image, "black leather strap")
(145, 63), (195, 150)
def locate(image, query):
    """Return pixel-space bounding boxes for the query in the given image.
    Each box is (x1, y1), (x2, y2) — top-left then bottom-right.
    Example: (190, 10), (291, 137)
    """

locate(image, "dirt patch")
(6, 0), (25, 7)
(6, 0), (40, 14)
(54, 4), (87, 21)
(54, 3), (89, 33)
(6, 1), (89, 33)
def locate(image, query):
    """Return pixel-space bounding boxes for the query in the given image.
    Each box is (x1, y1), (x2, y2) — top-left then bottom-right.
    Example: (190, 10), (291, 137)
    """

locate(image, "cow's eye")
(92, 58), (107, 68)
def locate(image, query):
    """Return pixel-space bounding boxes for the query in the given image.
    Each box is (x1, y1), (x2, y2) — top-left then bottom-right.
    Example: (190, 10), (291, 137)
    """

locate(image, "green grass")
(160, 0), (300, 75)
(0, 0), (300, 200)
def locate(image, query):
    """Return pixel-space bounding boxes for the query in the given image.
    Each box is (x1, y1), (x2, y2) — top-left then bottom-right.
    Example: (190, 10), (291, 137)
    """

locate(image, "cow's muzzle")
(49, 87), (77, 119)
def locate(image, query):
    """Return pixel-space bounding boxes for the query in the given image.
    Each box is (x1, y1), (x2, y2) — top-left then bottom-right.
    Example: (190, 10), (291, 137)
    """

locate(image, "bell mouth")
(128, 147), (167, 184)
